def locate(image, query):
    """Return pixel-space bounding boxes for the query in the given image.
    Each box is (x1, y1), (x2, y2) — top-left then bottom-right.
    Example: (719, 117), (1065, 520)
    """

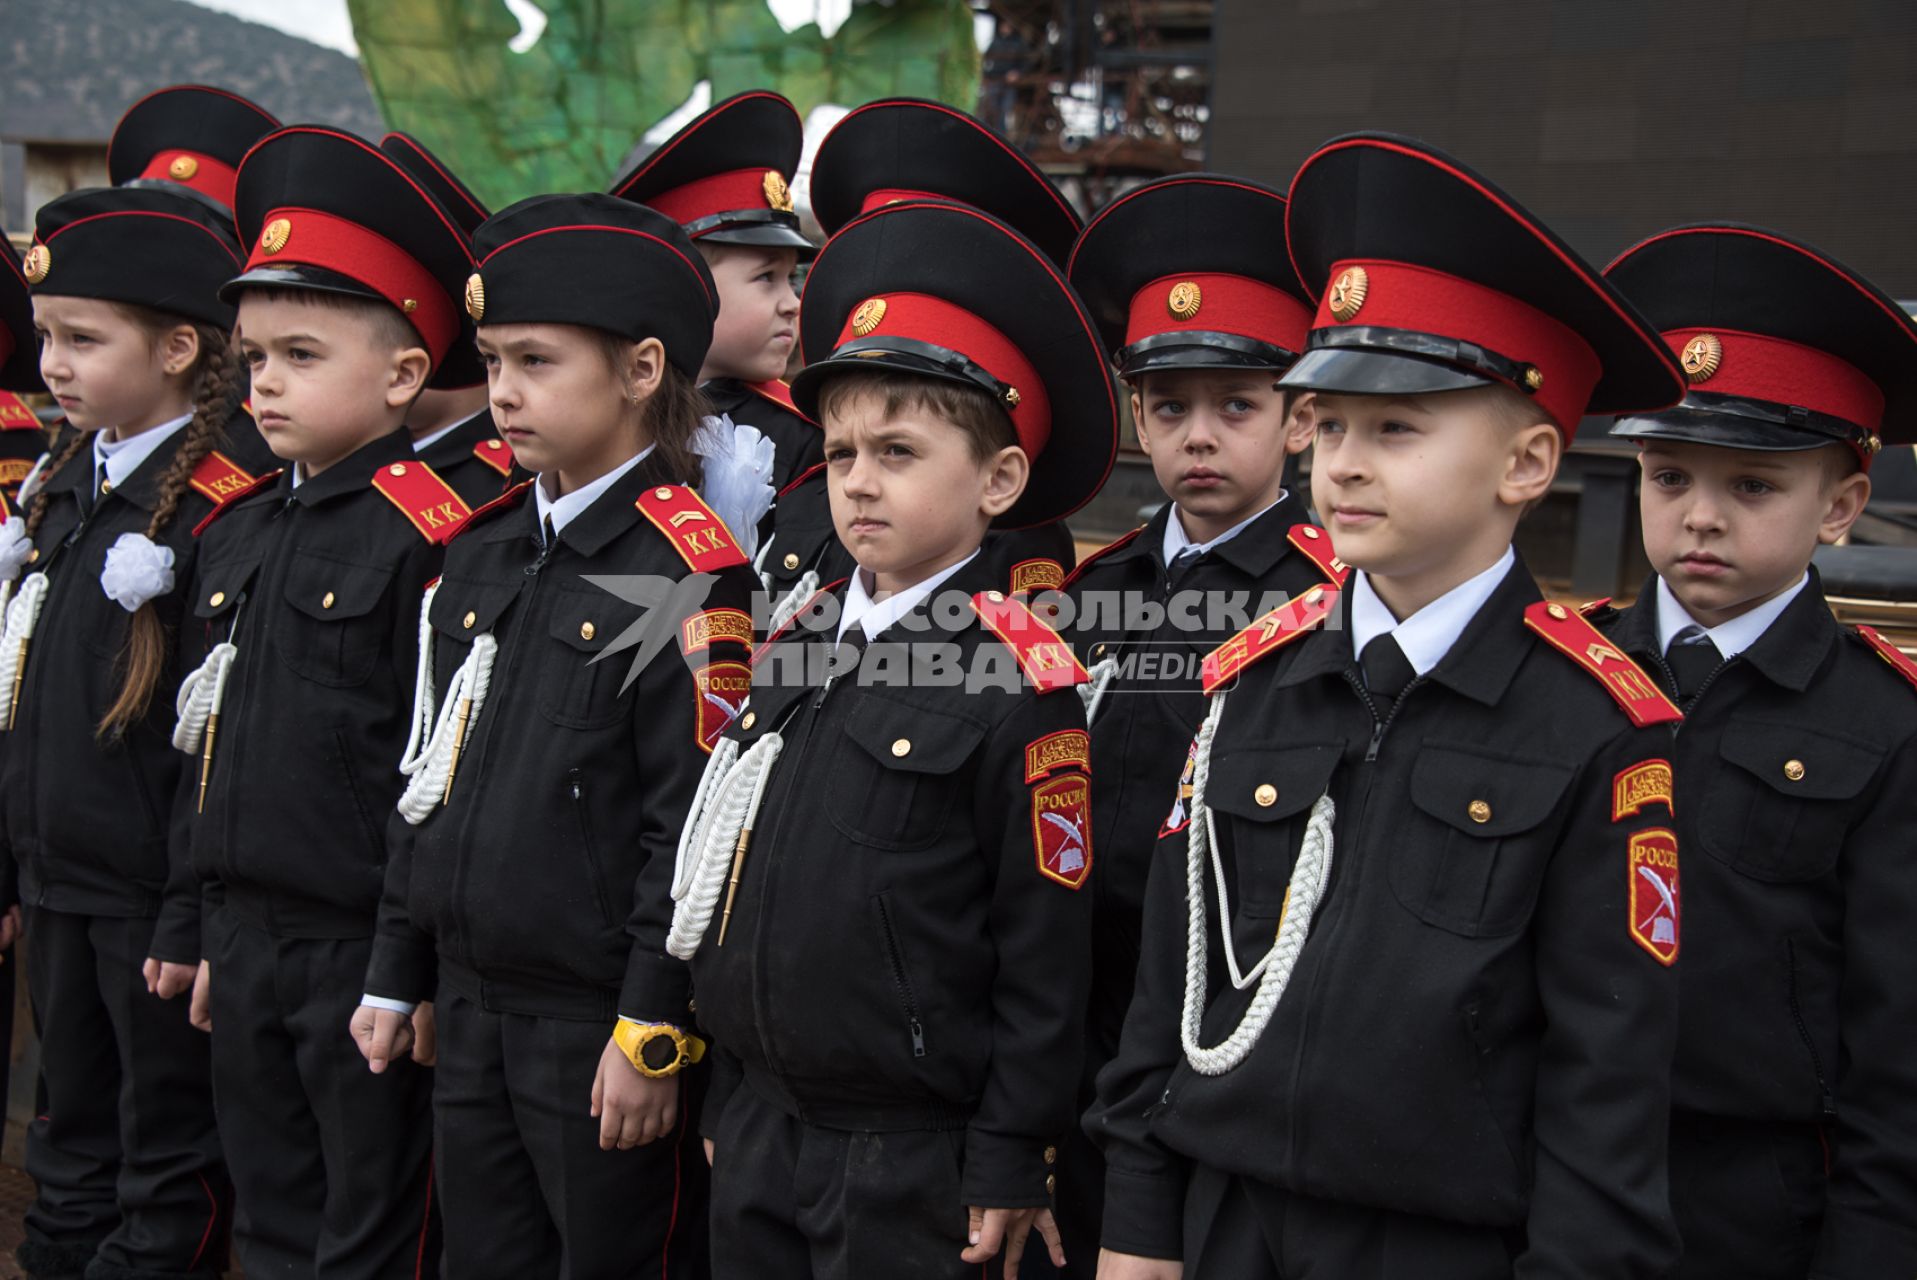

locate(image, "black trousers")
(709, 1080), (991, 1280)
(207, 907), (436, 1280)
(19, 908), (229, 1280)
(1182, 1165), (1520, 1280)
(1669, 1111), (1824, 1280)
(432, 986), (707, 1280)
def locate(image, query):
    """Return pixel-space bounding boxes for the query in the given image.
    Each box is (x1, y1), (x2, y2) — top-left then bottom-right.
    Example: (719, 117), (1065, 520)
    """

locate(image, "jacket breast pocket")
(273, 550), (396, 688)
(827, 697), (988, 851)
(1203, 744), (1342, 917)
(538, 587), (642, 730)
(1394, 743), (1573, 937)
(1699, 719), (1876, 882)
(426, 578), (521, 688)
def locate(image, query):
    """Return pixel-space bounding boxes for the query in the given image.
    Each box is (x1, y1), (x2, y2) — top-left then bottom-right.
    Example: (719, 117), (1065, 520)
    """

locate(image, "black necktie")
(542, 514), (557, 548)
(1359, 632), (1416, 708)
(1664, 625), (1720, 702)
(1167, 547), (1202, 589)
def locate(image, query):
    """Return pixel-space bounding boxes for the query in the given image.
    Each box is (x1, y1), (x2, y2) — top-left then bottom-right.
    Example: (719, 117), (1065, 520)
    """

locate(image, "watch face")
(640, 1033), (680, 1072)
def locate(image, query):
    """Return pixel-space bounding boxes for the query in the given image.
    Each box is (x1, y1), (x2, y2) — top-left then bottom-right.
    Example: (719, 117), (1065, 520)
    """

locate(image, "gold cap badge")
(763, 170), (794, 213)
(260, 217), (292, 255)
(1327, 266), (1368, 322)
(1680, 332), (1722, 383)
(1167, 280), (1202, 320)
(22, 244), (50, 285)
(168, 155), (199, 181)
(464, 273), (486, 322)
(852, 297), (887, 337)
(1003, 386), (1022, 408)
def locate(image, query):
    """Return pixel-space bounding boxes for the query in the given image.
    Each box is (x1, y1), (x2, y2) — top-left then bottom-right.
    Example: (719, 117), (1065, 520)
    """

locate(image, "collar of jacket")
(479, 449), (678, 559)
(1610, 567), (1834, 694)
(287, 425), (417, 509)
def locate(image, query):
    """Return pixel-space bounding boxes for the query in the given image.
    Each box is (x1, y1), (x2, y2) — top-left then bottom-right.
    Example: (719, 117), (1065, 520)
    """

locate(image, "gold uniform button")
(1093, 643), (1107, 659)
(462, 611), (477, 629)
(1783, 759), (1806, 782)
(1301, 526), (1321, 540)
(580, 621), (596, 641)
(388, 463), (408, 477)
(1254, 783), (1278, 807)
(891, 738), (912, 757)
(783, 553), (800, 571)
(1045, 1174), (1057, 1195)
(322, 591), (336, 610)
(99, 479), (113, 496)
(1468, 799), (1492, 824)
(741, 711), (757, 731)
(486, 440), (504, 451)
(26, 548), (39, 564)
(655, 487), (674, 500)
(1043, 1145), (1058, 1165)
(1546, 603), (1569, 620)
(208, 590), (226, 607)
(986, 590), (1006, 603)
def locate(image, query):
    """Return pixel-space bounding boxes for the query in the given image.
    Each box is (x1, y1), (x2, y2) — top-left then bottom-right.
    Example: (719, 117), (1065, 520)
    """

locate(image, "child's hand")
(188, 960), (212, 1032)
(703, 1138), (715, 1167)
(0, 903), (21, 954)
(1096, 1250), (1183, 1280)
(349, 1004), (415, 1073)
(410, 1002), (437, 1067)
(964, 1205), (1066, 1274)
(589, 1035), (678, 1151)
(141, 957), (199, 999)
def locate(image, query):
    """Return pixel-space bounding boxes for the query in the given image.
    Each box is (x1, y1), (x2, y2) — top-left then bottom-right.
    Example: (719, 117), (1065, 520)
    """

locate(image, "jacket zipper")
(874, 894), (928, 1058)
(1784, 938), (1838, 1124)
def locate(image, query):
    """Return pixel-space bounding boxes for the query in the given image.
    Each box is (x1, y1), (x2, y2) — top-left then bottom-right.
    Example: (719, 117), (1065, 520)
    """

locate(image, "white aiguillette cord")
(668, 726), (786, 958)
(396, 579), (497, 824)
(0, 571), (51, 731)
(172, 598), (247, 812)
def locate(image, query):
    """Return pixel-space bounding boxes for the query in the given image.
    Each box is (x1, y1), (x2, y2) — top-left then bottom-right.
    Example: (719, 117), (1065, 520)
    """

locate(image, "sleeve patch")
(1025, 729), (1090, 782)
(1159, 736), (1199, 837)
(694, 660), (753, 754)
(1628, 828), (1680, 966)
(1612, 759), (1674, 822)
(682, 607), (754, 655)
(1008, 557), (1065, 596)
(1032, 772), (1092, 890)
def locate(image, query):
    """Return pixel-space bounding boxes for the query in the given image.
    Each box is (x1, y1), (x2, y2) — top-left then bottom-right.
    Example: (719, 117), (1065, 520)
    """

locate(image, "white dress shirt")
(835, 551), (981, 644)
(1654, 571), (1809, 661)
(1348, 546), (1517, 677)
(1159, 494), (1286, 565)
(94, 412), (191, 494)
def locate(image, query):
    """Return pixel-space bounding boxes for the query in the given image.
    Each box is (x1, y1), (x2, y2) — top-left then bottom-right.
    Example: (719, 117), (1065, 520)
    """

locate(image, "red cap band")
(1312, 258), (1601, 435)
(833, 291), (1051, 460)
(1661, 326), (1883, 433)
(1125, 271), (1314, 354)
(138, 150), (240, 209)
(243, 206), (458, 363)
(644, 168), (788, 227)
(859, 187), (944, 214)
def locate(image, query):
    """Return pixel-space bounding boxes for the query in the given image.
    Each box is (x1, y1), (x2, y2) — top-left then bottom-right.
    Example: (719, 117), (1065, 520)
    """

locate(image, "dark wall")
(1210, 0), (1917, 295)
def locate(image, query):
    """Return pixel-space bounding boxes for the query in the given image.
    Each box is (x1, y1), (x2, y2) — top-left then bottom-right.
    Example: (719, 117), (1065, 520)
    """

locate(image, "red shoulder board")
(1060, 524), (1146, 593)
(0, 391), (40, 430)
(1855, 625), (1917, 693)
(1523, 600), (1682, 728)
(371, 460), (473, 545)
(1201, 582), (1339, 695)
(753, 576), (851, 665)
(191, 468), (284, 537)
(1578, 597), (1613, 617)
(473, 437), (515, 477)
(241, 398), (255, 420)
(0, 489), (11, 519)
(450, 479), (534, 542)
(1286, 524), (1349, 584)
(187, 450), (257, 506)
(971, 590), (1088, 693)
(635, 484), (750, 572)
(747, 378), (815, 424)
(777, 459), (826, 500)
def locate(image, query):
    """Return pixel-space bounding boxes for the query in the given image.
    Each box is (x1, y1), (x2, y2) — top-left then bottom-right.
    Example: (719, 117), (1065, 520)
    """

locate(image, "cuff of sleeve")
(618, 946), (692, 1025)
(363, 935), (436, 1006)
(361, 994), (418, 1015)
(146, 899), (202, 965)
(959, 1127), (1056, 1209)
(1098, 1163), (1187, 1260)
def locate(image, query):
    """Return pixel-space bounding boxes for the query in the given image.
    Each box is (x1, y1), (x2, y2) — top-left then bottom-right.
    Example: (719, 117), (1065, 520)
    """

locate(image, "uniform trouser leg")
(434, 987), (707, 1280)
(1669, 1112), (1823, 1280)
(709, 1082), (975, 1280)
(207, 909), (435, 1280)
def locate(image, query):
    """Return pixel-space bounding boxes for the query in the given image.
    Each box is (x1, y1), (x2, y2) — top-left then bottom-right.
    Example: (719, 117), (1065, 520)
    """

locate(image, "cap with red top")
(26, 184), (245, 329)
(1605, 223), (1917, 466)
(789, 199), (1117, 529)
(106, 84), (280, 213)
(1278, 132), (1684, 436)
(809, 98), (1082, 268)
(608, 90), (812, 254)
(1068, 173), (1313, 378)
(380, 131), (491, 238)
(1, 244), (42, 393)
(224, 126), (482, 389)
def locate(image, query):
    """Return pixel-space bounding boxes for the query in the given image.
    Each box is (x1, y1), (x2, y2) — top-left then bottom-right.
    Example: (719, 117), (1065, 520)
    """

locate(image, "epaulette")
(1578, 597), (1614, 618)
(1008, 557), (1065, 595)
(191, 468), (284, 537)
(1200, 582), (1339, 695)
(473, 436), (515, 477)
(971, 589), (1088, 694)
(0, 489), (10, 519)
(752, 576), (850, 665)
(1286, 524), (1349, 584)
(371, 460), (473, 545)
(1059, 524), (1146, 593)
(186, 450), (257, 506)
(635, 483), (750, 572)
(747, 378), (815, 424)
(0, 391), (39, 430)
(449, 478), (534, 542)
(240, 398), (255, 419)
(777, 460), (826, 500)
(1523, 600), (1682, 728)
(1853, 625), (1917, 693)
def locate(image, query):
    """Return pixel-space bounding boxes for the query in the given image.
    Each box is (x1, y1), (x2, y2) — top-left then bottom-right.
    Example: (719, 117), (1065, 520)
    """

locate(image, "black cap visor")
(1118, 331), (1297, 378)
(1278, 346), (1492, 399)
(1612, 392), (1867, 453)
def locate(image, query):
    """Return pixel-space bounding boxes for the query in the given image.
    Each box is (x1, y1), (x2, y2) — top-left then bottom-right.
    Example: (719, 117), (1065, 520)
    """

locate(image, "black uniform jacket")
(365, 456), (757, 1024)
(1062, 495), (1339, 1051)
(703, 377), (823, 496)
(165, 428), (452, 954)
(415, 407), (521, 507)
(1596, 574), (1917, 1274)
(1, 409), (274, 950)
(1090, 558), (1684, 1277)
(691, 552), (1095, 1207)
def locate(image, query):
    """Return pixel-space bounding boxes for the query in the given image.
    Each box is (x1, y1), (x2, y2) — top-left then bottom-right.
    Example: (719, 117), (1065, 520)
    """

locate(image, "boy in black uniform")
(380, 130), (523, 504)
(1046, 172), (1334, 1278)
(611, 90), (820, 494)
(355, 193), (760, 1278)
(670, 197), (1117, 1278)
(169, 125), (477, 1278)
(760, 97), (1086, 620)
(1597, 224), (1917, 1278)
(1089, 133), (1691, 1279)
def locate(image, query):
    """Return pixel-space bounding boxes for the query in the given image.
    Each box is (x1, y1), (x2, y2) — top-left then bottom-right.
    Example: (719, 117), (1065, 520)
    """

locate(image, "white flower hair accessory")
(690, 413), (777, 561)
(99, 531), (176, 612)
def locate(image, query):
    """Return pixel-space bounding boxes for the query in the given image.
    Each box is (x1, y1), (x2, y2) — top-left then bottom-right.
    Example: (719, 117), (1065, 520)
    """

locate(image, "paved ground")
(0, 1162), (32, 1278)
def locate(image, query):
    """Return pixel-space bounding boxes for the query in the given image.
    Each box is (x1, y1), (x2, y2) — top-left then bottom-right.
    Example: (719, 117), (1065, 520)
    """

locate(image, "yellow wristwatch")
(614, 1021), (708, 1079)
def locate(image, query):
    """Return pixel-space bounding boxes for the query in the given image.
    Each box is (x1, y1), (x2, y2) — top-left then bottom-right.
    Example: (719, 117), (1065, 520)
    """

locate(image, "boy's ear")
(384, 346), (432, 408)
(1128, 385), (1153, 456)
(979, 444), (1031, 520)
(1818, 462), (1872, 546)
(158, 323), (201, 378)
(1283, 392), (1317, 455)
(1498, 420), (1561, 509)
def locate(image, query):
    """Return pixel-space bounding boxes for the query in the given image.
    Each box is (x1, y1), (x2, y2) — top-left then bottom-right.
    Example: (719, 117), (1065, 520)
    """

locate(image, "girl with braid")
(0, 183), (271, 1280)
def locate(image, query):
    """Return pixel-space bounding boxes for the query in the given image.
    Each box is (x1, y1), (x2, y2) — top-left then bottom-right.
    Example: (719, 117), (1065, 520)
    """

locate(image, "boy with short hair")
(667, 197), (1117, 1278)
(1089, 133), (1692, 1278)
(169, 125), (476, 1277)
(1596, 223), (1917, 1278)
